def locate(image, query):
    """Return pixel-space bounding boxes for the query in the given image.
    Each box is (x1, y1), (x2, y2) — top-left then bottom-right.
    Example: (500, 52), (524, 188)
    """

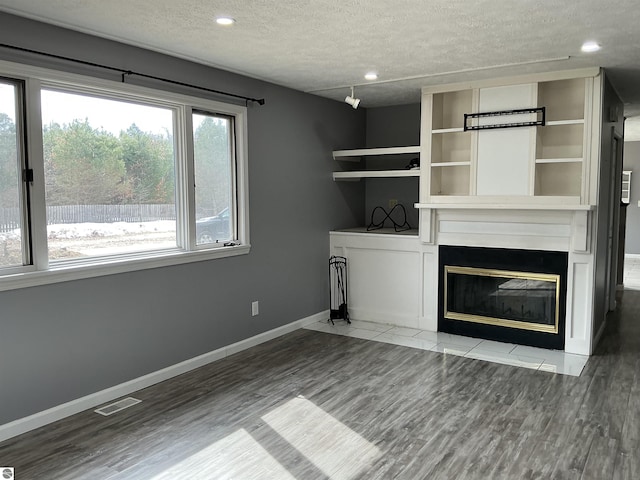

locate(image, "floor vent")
(94, 397), (142, 416)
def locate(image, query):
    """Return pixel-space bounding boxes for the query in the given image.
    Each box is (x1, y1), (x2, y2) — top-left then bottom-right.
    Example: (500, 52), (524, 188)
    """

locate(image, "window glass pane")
(41, 90), (176, 260)
(193, 112), (234, 245)
(0, 81), (26, 268)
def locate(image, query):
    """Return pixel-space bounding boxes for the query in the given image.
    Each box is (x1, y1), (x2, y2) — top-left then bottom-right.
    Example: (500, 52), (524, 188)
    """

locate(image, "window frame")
(0, 59), (250, 292)
(191, 109), (239, 248)
(0, 76), (32, 273)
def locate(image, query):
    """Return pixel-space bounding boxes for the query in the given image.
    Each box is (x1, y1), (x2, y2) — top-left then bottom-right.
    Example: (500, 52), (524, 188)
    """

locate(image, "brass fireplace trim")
(444, 265), (561, 334)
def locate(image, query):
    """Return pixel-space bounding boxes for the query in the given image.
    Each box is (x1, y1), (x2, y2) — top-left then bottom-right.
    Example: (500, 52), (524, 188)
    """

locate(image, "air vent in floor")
(94, 397), (141, 416)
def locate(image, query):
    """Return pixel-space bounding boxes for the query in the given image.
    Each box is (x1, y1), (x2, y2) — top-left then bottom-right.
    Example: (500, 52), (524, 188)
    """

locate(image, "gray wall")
(0, 13), (366, 425)
(592, 74), (625, 339)
(623, 141), (640, 254)
(364, 104), (421, 228)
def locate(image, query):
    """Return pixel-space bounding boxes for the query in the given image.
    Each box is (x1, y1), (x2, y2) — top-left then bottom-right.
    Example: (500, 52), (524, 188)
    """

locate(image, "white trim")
(624, 253), (640, 259)
(0, 310), (328, 443)
(0, 244), (251, 292)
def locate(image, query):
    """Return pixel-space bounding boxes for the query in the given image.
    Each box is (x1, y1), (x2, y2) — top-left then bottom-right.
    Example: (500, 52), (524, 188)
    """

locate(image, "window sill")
(0, 244), (251, 292)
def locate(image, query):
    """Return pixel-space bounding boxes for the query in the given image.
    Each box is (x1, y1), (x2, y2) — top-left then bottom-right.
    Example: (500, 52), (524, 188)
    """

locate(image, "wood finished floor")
(1, 290), (640, 479)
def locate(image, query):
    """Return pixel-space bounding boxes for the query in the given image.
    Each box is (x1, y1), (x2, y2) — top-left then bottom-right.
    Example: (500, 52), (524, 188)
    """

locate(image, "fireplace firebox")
(438, 246), (568, 350)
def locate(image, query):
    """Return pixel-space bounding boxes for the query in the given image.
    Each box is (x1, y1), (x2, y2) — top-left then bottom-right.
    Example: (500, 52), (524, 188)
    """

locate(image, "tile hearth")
(305, 319), (588, 376)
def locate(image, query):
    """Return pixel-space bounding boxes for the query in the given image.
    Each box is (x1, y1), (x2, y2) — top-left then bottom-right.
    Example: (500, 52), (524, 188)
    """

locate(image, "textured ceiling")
(1, 0), (640, 120)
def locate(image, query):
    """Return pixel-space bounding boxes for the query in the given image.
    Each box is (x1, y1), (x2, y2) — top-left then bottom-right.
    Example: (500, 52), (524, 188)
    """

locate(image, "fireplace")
(438, 246), (567, 349)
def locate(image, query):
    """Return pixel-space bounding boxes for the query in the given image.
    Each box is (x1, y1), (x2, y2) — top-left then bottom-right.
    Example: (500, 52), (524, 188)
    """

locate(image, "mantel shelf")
(415, 202), (595, 211)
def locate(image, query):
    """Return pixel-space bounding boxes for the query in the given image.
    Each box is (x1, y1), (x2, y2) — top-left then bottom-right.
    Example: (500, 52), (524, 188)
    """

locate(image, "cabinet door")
(476, 84), (536, 196)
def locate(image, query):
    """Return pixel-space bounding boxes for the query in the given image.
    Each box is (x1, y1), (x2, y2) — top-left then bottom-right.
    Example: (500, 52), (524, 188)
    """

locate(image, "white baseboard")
(349, 307), (419, 329)
(0, 310), (328, 443)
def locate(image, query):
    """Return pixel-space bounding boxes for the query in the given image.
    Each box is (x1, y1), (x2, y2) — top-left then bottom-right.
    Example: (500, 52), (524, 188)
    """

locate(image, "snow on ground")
(0, 220), (175, 241)
(0, 221), (177, 260)
(47, 220), (176, 239)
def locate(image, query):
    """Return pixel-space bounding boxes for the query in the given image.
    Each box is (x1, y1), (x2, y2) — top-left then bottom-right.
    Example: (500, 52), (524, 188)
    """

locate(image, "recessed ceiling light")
(581, 41), (601, 53)
(364, 72), (378, 81)
(216, 16), (236, 26)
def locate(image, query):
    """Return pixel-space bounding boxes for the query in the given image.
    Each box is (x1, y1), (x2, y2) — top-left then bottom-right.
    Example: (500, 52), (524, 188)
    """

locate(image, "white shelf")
(333, 169), (420, 180)
(535, 157), (583, 164)
(432, 127), (464, 134)
(431, 161), (471, 167)
(332, 227), (419, 237)
(415, 202), (594, 211)
(545, 119), (584, 126)
(333, 146), (420, 159)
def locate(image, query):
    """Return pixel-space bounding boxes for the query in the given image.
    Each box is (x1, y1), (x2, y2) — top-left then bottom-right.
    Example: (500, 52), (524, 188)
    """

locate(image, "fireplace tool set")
(329, 255), (350, 324)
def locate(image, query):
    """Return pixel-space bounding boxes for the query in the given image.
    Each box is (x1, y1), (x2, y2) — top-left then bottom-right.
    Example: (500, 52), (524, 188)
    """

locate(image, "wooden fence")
(0, 204), (176, 233)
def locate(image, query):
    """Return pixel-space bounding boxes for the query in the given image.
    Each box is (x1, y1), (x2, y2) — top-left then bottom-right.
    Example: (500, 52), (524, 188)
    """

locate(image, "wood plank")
(2, 291), (640, 479)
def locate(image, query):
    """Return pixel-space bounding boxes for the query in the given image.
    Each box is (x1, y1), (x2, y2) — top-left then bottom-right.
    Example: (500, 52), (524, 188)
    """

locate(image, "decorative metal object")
(367, 204), (411, 232)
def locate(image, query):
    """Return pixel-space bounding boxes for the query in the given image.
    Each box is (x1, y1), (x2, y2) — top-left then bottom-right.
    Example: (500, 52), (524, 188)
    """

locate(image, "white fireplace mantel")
(416, 203), (594, 255)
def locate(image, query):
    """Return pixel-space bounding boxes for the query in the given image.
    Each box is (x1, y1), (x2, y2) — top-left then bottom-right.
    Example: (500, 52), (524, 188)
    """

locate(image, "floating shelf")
(432, 127), (464, 134)
(333, 170), (420, 180)
(431, 161), (471, 167)
(333, 146), (420, 159)
(545, 119), (584, 126)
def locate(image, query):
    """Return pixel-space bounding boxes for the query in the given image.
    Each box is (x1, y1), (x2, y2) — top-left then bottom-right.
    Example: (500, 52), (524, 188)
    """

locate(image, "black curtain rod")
(0, 43), (265, 105)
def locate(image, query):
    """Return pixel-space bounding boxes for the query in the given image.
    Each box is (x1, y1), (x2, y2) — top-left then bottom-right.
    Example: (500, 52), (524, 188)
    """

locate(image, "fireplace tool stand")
(329, 255), (350, 324)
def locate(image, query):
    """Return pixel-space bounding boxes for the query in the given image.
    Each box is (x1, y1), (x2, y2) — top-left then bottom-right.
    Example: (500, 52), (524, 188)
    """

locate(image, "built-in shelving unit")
(332, 145), (421, 180)
(534, 78), (586, 198)
(332, 145), (420, 235)
(622, 170), (632, 204)
(429, 89), (475, 196)
(424, 75), (591, 201)
(331, 68), (608, 354)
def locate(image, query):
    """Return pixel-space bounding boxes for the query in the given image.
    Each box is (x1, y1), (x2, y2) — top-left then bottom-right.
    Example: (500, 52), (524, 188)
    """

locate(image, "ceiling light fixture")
(216, 16), (236, 26)
(581, 41), (601, 53)
(364, 72), (378, 81)
(345, 86), (361, 109)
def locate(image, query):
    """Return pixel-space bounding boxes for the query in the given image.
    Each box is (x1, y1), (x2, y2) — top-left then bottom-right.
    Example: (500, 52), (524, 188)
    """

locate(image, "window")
(193, 111), (235, 245)
(0, 78), (29, 270)
(41, 89), (177, 259)
(0, 61), (249, 290)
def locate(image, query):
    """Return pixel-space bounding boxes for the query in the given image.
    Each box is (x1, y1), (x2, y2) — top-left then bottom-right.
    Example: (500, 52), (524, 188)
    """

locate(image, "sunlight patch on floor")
(261, 396), (381, 480)
(150, 429), (297, 480)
